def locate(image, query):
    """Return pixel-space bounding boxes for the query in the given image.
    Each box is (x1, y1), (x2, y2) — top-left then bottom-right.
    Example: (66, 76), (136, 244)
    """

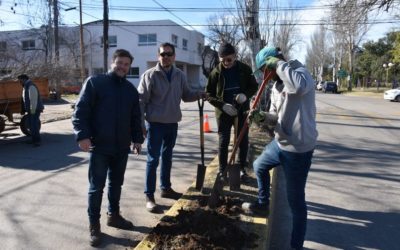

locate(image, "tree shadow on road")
(0, 132), (84, 171)
(307, 201), (400, 250)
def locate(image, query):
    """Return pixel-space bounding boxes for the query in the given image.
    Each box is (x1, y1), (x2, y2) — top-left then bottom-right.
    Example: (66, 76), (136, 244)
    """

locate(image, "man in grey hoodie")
(244, 46), (318, 250)
(138, 42), (206, 213)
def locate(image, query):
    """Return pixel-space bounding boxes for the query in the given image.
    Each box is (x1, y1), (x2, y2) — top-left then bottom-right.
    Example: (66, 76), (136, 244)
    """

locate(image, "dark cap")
(218, 42), (236, 57)
(17, 74), (29, 80)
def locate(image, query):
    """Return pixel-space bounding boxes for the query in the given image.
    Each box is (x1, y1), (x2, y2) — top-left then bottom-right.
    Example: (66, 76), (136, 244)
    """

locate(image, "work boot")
(146, 196), (157, 213)
(89, 222), (101, 247)
(106, 211), (134, 230)
(240, 169), (248, 181)
(160, 187), (182, 200)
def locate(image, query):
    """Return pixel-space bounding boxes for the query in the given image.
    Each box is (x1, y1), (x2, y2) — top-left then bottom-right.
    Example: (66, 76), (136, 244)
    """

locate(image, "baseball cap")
(254, 46), (280, 74)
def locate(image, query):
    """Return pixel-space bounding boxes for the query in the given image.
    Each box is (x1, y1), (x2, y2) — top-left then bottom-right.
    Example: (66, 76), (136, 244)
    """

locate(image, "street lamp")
(65, 0), (85, 83)
(383, 62), (394, 87)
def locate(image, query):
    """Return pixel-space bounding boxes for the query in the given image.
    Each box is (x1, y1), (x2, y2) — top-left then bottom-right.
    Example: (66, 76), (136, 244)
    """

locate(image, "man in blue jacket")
(72, 49), (144, 247)
(18, 74), (44, 146)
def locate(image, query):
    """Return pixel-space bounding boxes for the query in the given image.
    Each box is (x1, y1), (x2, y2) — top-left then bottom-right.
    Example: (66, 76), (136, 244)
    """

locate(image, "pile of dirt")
(146, 196), (259, 250)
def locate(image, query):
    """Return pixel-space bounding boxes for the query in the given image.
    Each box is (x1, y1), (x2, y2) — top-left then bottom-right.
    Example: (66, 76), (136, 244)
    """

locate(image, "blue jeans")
(253, 139), (313, 249)
(87, 151), (128, 224)
(144, 122), (178, 198)
(28, 112), (41, 143)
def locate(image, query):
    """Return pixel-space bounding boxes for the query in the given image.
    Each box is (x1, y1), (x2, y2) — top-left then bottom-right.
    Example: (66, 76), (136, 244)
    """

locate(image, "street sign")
(338, 69), (348, 78)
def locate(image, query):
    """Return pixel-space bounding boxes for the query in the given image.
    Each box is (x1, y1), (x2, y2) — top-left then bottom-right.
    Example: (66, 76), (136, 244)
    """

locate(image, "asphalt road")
(270, 92), (400, 250)
(0, 101), (219, 250)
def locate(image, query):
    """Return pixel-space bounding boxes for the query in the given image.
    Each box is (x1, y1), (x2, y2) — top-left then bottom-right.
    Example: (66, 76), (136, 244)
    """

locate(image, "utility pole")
(244, 0), (261, 71)
(79, 0), (85, 81)
(53, 0), (59, 63)
(103, 0), (109, 72)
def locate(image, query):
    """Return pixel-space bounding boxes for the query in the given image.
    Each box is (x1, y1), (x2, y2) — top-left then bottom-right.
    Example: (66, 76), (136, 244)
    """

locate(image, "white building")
(82, 19), (206, 88)
(0, 19), (206, 89)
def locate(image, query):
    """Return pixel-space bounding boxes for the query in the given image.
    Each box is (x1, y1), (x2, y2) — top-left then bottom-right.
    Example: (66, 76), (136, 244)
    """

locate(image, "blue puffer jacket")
(72, 72), (144, 155)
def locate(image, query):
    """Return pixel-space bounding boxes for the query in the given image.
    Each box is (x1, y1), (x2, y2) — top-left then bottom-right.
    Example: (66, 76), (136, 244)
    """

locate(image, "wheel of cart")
(20, 114), (41, 136)
(0, 78), (48, 135)
(0, 115), (5, 134)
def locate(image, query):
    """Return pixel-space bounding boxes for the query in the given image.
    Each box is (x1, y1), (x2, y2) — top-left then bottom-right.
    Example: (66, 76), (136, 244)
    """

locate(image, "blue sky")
(1, 0), (398, 62)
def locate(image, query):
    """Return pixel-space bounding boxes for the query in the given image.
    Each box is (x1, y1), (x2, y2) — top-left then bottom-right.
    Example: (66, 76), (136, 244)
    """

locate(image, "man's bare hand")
(132, 143), (142, 155)
(78, 138), (92, 152)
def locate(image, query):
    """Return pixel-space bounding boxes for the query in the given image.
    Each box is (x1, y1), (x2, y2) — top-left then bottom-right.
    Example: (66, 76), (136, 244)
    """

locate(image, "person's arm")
(131, 90), (145, 146)
(276, 60), (314, 95)
(28, 85), (38, 114)
(181, 73), (202, 102)
(137, 72), (151, 136)
(205, 70), (225, 109)
(72, 78), (94, 147)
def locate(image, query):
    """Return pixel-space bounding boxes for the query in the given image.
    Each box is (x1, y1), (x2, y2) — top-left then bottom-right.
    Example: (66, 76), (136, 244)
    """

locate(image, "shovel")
(195, 98), (206, 191)
(208, 70), (276, 207)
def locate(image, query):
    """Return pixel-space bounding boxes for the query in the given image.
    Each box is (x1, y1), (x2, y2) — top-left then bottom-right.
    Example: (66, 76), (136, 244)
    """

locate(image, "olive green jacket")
(205, 60), (258, 119)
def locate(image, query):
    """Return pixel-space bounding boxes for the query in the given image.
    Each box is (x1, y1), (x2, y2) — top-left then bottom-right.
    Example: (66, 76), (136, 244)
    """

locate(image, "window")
(127, 67), (139, 78)
(22, 40), (35, 50)
(100, 35), (117, 47)
(138, 34), (157, 46)
(171, 34), (178, 47)
(0, 41), (6, 51)
(197, 43), (203, 55)
(182, 39), (188, 51)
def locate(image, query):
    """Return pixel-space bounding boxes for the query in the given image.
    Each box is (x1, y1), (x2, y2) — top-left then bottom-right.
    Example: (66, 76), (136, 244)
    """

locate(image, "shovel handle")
(228, 69), (275, 166)
(198, 98), (205, 165)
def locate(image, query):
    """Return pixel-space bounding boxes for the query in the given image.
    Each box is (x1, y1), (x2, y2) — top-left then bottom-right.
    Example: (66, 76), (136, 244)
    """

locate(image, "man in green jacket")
(205, 42), (258, 180)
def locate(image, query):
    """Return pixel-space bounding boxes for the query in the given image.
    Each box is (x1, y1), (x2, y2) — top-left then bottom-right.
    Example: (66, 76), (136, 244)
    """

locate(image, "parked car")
(322, 81), (338, 93)
(316, 81), (324, 91)
(383, 87), (400, 102)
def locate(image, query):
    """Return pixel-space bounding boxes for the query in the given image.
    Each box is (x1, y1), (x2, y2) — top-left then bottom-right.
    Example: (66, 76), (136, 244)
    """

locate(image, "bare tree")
(272, 3), (301, 59)
(306, 24), (329, 81)
(329, 0), (370, 90)
(206, 13), (243, 49)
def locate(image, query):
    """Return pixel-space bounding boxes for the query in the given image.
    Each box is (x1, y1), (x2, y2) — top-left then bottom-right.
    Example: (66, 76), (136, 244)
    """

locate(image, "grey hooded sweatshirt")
(270, 59), (318, 153)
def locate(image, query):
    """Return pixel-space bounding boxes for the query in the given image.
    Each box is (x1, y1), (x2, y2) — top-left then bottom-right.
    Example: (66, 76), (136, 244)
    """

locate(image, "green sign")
(338, 69), (348, 78)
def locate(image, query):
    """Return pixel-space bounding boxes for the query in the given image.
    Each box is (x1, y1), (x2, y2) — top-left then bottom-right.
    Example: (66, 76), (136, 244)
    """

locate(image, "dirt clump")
(146, 196), (259, 250)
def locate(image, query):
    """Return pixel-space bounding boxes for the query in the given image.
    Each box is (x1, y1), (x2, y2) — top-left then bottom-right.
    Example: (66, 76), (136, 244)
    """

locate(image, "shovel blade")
(195, 164), (206, 191)
(228, 164), (241, 191)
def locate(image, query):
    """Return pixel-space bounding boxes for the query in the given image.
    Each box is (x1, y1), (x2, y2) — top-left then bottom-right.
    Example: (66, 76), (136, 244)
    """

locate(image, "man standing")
(72, 49), (144, 247)
(244, 46), (318, 250)
(138, 42), (205, 213)
(18, 74), (44, 147)
(205, 42), (258, 180)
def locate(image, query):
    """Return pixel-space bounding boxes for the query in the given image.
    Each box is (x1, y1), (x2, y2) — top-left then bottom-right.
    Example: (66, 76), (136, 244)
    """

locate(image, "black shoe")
(89, 222), (102, 247)
(160, 187), (182, 200)
(106, 211), (134, 230)
(146, 196), (158, 213)
(218, 171), (228, 184)
(240, 170), (248, 181)
(242, 201), (269, 216)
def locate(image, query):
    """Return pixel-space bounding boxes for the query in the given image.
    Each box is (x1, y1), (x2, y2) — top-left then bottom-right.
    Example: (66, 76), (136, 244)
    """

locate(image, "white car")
(383, 87), (400, 102)
(316, 81), (324, 91)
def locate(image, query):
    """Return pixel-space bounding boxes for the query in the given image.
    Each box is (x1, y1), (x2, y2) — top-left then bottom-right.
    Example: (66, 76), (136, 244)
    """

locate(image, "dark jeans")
(217, 112), (249, 173)
(144, 122), (178, 198)
(87, 151), (128, 224)
(28, 112), (41, 143)
(253, 139), (313, 249)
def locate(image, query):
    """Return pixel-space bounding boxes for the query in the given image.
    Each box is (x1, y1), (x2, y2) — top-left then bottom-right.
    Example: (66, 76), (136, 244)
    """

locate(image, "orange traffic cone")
(203, 114), (212, 133)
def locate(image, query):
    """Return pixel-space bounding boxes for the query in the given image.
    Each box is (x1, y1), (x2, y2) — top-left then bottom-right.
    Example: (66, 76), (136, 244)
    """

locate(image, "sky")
(0, 0), (399, 62)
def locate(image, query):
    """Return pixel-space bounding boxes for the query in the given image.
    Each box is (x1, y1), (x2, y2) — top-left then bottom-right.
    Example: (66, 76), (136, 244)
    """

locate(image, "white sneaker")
(146, 197), (157, 213)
